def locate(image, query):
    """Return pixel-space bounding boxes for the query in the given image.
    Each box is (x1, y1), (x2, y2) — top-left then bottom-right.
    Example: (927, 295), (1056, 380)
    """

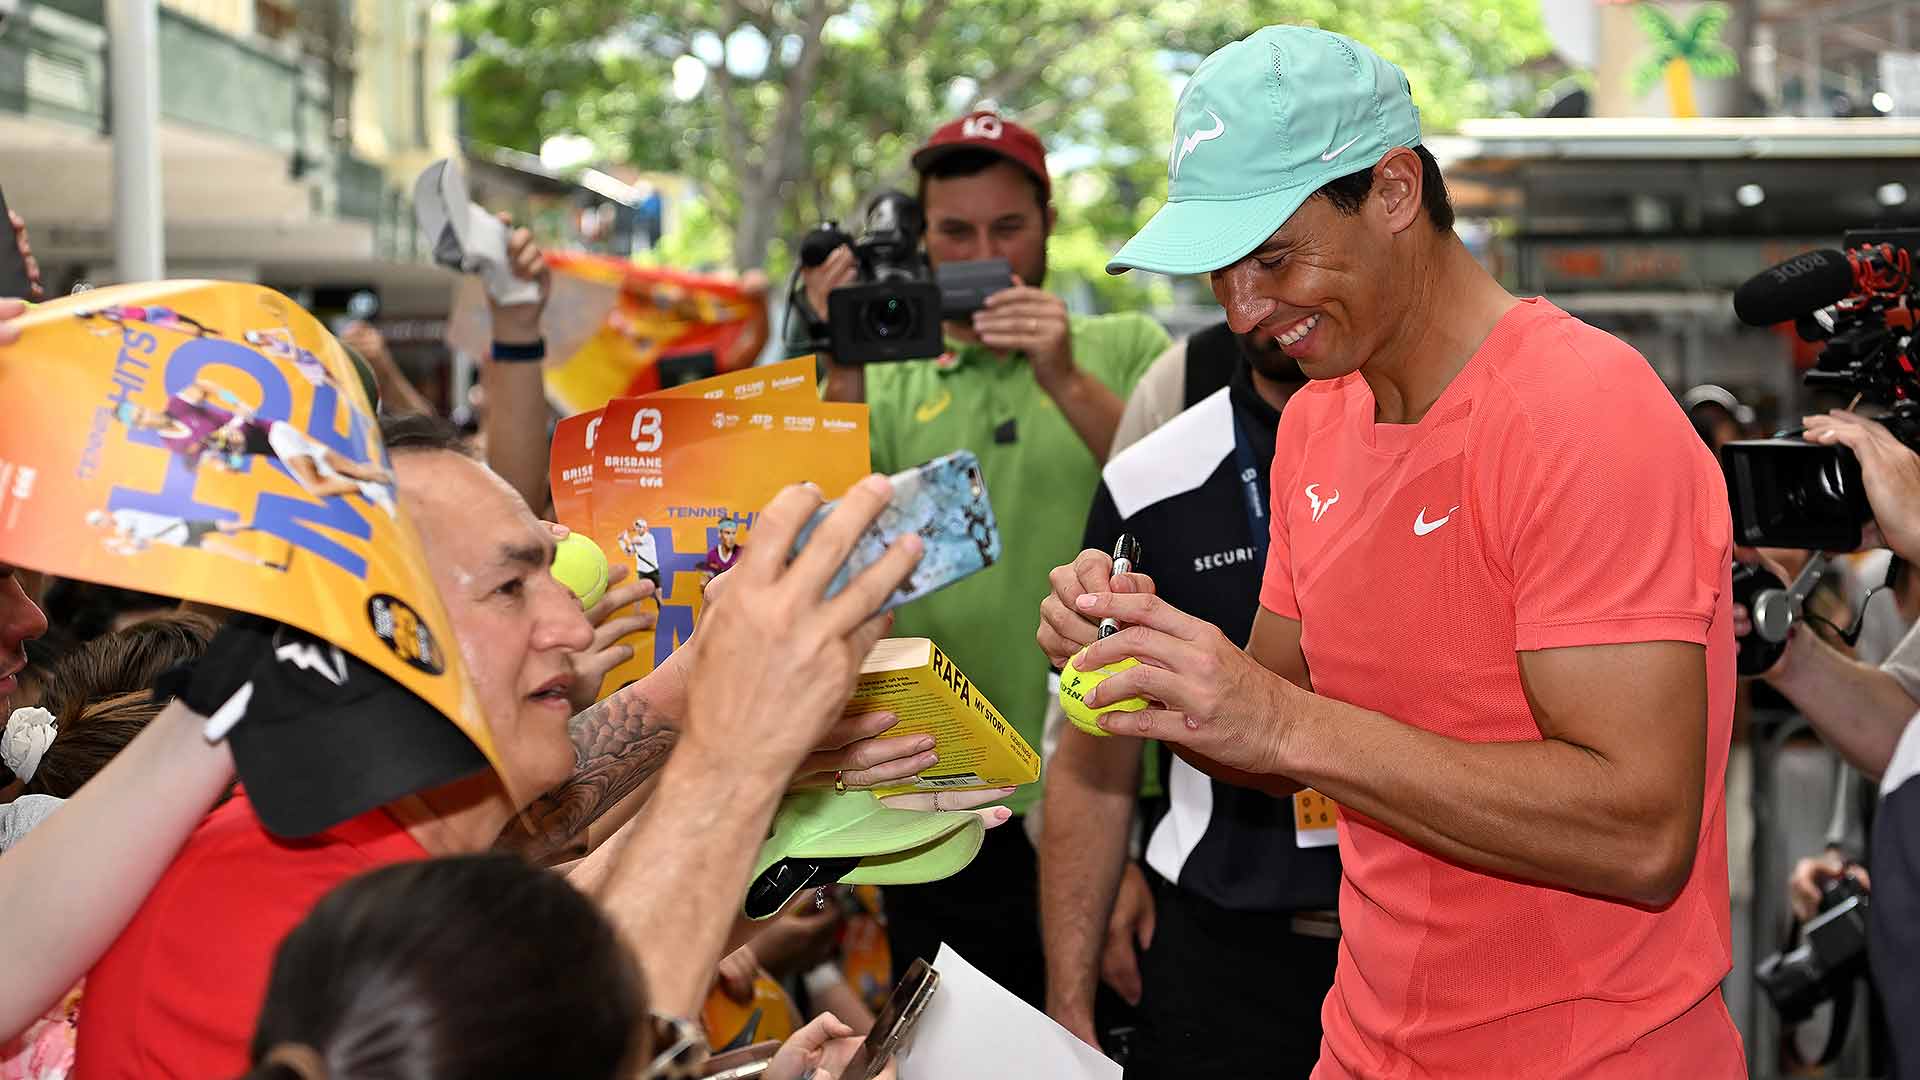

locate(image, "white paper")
(898, 944), (1122, 1080)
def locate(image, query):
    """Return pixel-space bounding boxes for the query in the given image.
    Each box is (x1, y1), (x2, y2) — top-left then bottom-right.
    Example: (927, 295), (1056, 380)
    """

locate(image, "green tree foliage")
(448, 0), (1551, 306)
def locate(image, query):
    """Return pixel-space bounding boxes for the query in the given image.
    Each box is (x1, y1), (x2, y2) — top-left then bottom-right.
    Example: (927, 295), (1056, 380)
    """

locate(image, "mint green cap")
(1107, 26), (1423, 276)
(746, 790), (985, 919)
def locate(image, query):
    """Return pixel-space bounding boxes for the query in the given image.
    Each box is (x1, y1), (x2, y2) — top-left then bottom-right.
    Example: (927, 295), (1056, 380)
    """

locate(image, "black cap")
(169, 617), (489, 838)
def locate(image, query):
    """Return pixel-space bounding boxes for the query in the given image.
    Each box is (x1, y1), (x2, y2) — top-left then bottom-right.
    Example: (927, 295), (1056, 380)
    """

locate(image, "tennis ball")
(1059, 653), (1148, 738)
(552, 532), (609, 609)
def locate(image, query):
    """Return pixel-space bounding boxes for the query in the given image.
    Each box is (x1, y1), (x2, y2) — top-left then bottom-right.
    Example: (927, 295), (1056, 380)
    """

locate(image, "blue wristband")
(492, 339), (546, 363)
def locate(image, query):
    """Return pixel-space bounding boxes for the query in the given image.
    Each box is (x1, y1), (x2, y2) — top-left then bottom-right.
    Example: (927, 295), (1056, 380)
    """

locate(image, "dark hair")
(243, 854), (645, 1080)
(38, 611), (217, 719)
(24, 614), (217, 797)
(26, 690), (162, 799)
(379, 412), (473, 458)
(916, 147), (1049, 215)
(1315, 144), (1454, 232)
(39, 580), (177, 643)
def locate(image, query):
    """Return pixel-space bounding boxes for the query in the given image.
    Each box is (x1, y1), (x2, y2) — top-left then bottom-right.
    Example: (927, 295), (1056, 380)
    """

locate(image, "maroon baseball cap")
(911, 111), (1051, 201)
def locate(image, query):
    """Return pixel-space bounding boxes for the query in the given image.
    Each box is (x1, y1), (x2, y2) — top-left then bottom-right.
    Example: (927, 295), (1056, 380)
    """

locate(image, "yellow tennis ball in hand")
(1059, 653), (1148, 738)
(552, 532), (610, 609)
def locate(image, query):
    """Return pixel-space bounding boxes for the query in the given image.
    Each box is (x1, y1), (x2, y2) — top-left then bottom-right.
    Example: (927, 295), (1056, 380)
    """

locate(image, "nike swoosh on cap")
(1320, 135), (1363, 162)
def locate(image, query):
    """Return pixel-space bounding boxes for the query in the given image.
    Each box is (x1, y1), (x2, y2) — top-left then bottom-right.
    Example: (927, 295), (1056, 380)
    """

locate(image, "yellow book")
(848, 638), (1040, 796)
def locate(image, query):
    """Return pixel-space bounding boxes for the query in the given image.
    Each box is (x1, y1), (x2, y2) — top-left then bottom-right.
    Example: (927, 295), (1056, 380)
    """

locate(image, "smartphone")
(701, 1041), (779, 1080)
(840, 958), (939, 1080)
(703, 1061), (769, 1080)
(791, 450), (1001, 613)
(0, 187), (33, 298)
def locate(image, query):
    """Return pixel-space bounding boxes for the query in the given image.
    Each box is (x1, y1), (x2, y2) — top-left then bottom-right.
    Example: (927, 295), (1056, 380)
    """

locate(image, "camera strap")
(1829, 553), (1909, 650)
(786, 270), (830, 340)
(1818, 980), (1857, 1066)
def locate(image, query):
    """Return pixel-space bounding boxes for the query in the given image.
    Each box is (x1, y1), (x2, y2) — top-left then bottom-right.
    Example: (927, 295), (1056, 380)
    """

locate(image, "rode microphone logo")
(1767, 251), (1834, 284)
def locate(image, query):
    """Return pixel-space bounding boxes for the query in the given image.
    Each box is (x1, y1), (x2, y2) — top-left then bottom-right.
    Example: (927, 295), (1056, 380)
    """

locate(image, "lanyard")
(1231, 412), (1271, 563)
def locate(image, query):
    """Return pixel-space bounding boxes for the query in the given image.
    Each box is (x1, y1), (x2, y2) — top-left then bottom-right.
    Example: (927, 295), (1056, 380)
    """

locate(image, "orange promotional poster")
(550, 410), (599, 531)
(0, 281), (489, 759)
(545, 355), (823, 542)
(648, 354), (819, 407)
(583, 393), (869, 692)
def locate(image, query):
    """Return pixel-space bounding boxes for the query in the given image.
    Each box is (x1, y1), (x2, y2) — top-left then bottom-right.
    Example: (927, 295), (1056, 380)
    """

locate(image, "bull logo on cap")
(1171, 108), (1226, 180)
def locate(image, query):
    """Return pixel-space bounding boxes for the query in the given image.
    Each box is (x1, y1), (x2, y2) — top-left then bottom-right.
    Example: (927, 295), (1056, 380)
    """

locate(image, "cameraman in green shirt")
(802, 110), (1168, 1006)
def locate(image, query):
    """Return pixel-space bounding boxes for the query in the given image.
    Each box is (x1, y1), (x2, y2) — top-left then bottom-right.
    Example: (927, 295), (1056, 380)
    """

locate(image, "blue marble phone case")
(792, 449), (1001, 612)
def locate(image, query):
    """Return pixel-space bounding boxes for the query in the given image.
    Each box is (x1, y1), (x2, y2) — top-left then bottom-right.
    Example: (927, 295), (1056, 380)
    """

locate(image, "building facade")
(1, 0), (459, 316)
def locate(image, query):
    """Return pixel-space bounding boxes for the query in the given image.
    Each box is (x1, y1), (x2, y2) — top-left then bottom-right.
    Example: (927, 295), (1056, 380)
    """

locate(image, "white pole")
(107, 0), (164, 282)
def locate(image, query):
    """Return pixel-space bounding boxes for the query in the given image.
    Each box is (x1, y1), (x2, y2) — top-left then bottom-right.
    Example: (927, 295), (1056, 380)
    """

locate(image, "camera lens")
(863, 296), (917, 340)
(1784, 453), (1855, 517)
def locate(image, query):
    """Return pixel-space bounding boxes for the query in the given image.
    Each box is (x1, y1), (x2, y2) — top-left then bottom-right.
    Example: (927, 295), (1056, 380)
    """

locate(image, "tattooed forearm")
(496, 686), (679, 864)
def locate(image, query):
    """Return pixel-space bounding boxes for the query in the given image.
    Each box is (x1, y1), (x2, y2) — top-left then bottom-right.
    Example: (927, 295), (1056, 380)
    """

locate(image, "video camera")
(790, 190), (1013, 365)
(1722, 228), (1920, 551)
(1756, 875), (1870, 1027)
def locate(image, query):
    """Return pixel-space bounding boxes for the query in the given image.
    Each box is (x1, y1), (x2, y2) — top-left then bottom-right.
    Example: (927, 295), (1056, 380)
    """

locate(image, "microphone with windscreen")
(1721, 240), (1920, 551)
(1732, 249), (1854, 326)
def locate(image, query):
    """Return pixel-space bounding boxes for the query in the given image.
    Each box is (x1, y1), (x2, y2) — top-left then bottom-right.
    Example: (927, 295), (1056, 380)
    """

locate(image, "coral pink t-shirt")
(1261, 299), (1742, 1078)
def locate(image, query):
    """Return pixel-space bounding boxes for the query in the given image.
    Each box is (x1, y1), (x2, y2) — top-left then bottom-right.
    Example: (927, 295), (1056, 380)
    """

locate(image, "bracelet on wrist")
(492, 339), (546, 363)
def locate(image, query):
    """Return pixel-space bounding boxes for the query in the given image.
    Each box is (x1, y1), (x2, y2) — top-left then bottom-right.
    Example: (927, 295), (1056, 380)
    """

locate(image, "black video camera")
(1756, 874), (1870, 1024)
(791, 191), (1013, 365)
(1722, 228), (1920, 550)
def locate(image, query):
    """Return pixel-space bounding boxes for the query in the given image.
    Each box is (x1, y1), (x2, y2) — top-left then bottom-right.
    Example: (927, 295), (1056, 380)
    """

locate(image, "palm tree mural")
(1632, 2), (1739, 118)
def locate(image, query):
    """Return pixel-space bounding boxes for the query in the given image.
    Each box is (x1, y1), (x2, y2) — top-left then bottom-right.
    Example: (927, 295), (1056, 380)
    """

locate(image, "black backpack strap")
(1181, 322), (1241, 409)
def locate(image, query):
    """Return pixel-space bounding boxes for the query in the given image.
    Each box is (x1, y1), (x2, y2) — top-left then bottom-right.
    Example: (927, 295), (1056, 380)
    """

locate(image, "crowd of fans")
(6, 23), (1920, 1080)
(0, 203), (977, 1078)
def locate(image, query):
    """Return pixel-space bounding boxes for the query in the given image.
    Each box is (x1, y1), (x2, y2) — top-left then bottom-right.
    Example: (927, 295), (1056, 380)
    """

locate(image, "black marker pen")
(1098, 534), (1141, 640)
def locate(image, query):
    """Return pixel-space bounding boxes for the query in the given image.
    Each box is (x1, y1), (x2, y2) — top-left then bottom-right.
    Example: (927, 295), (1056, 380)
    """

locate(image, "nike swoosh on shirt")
(1320, 135), (1363, 162)
(915, 389), (953, 423)
(1413, 506), (1459, 536)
